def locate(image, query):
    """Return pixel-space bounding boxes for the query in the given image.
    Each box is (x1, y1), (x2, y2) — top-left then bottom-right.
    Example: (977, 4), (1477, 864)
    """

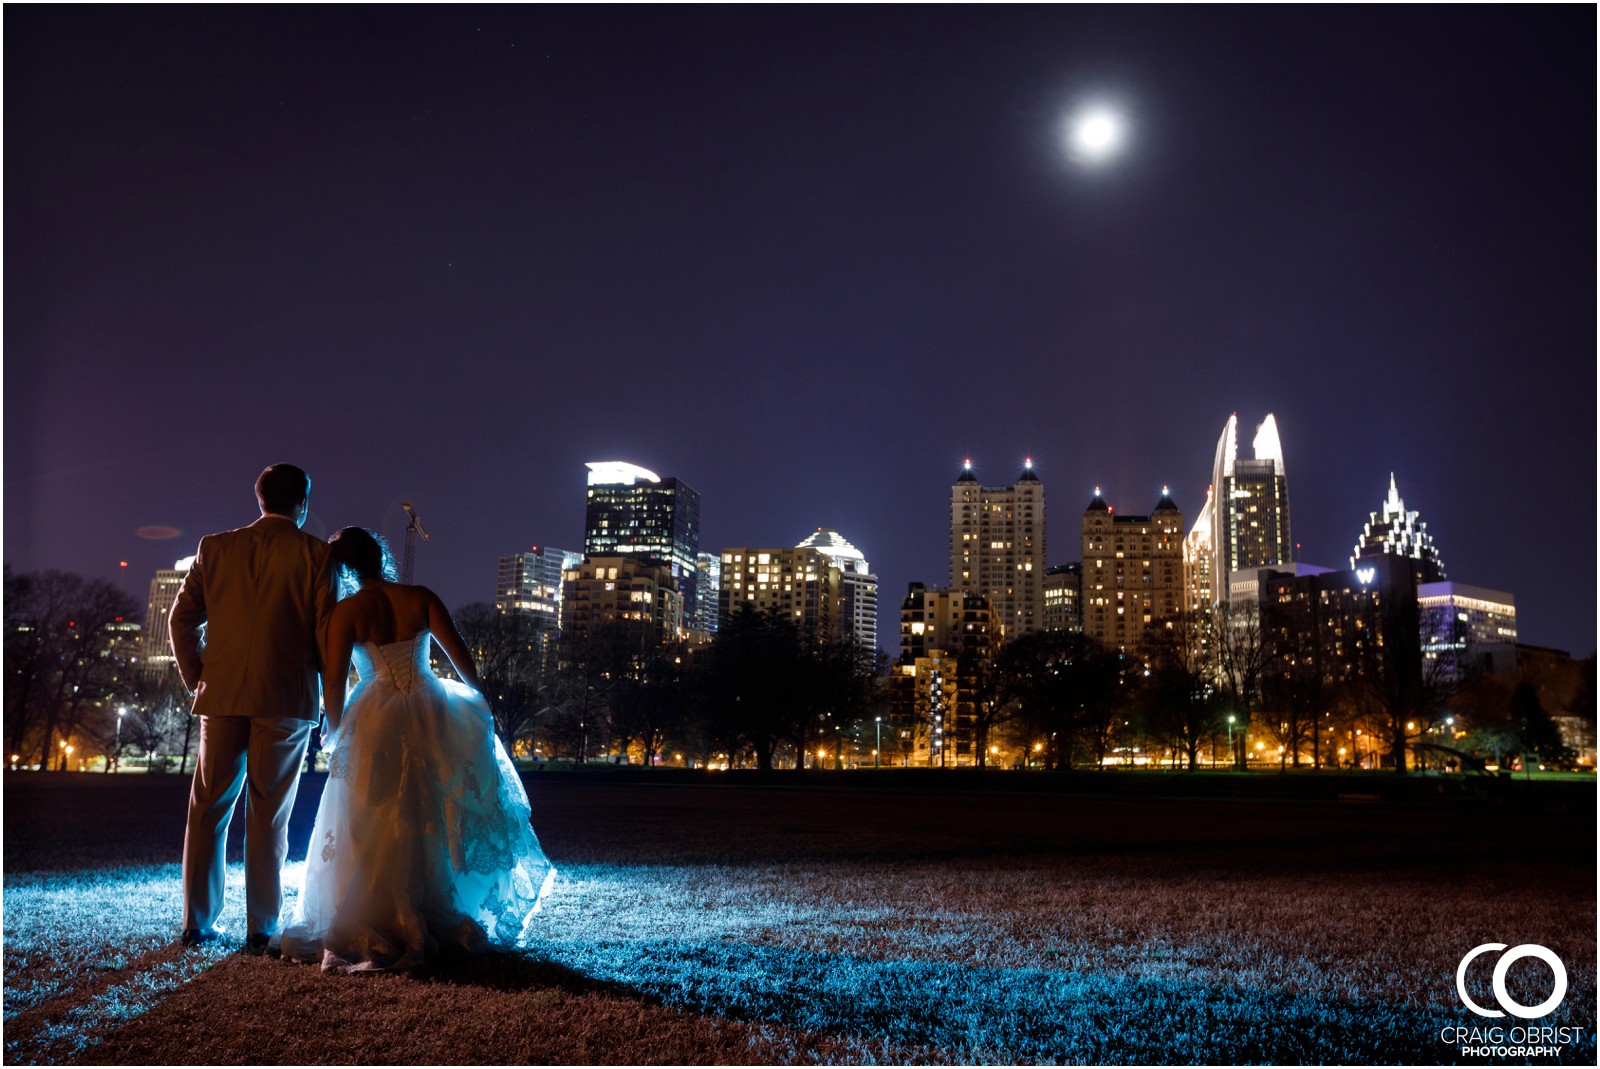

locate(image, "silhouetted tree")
(4, 568), (139, 768)
(701, 607), (808, 770)
(454, 603), (549, 749)
(1139, 614), (1221, 770)
(546, 623), (639, 761)
(1510, 681), (1572, 768)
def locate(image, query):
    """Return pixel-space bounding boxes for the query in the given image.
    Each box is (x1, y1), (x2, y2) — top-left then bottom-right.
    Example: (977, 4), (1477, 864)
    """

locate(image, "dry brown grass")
(4, 771), (1594, 1064)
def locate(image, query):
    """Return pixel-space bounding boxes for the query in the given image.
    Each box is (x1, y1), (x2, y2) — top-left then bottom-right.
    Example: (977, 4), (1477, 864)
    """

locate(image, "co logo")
(1455, 943), (1567, 1019)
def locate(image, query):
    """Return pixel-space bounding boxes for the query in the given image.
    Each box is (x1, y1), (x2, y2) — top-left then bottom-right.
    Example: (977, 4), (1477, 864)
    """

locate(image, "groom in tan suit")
(170, 463), (336, 950)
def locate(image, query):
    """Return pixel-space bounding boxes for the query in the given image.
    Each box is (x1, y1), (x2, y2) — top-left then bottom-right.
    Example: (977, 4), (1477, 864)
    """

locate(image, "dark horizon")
(5, 7), (1595, 655)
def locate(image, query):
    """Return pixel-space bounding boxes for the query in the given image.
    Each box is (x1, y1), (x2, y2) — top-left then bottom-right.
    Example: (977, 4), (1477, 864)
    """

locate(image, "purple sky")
(6, 8), (1595, 655)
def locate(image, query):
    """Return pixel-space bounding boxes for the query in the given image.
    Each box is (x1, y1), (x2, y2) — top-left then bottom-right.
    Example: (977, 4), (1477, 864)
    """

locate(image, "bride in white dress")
(282, 527), (554, 971)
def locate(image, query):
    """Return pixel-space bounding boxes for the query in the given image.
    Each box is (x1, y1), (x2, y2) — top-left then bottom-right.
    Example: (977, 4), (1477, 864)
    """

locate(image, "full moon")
(1067, 106), (1126, 164)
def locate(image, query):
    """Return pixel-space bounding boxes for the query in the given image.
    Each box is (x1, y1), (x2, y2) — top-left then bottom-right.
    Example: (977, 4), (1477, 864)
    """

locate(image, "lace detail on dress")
(282, 632), (554, 971)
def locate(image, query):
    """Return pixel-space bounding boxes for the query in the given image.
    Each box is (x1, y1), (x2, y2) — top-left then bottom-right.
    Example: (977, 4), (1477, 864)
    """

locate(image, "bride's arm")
(323, 604), (356, 734)
(428, 591), (484, 693)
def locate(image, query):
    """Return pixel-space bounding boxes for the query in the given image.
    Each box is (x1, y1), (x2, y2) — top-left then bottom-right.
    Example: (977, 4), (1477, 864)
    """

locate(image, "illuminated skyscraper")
(582, 461), (701, 620)
(1081, 487), (1185, 653)
(1352, 473), (1446, 582)
(694, 553), (721, 637)
(950, 459), (1046, 639)
(796, 528), (878, 652)
(1209, 413), (1291, 604)
(496, 546), (582, 627)
(142, 555), (194, 679)
(1183, 487), (1215, 613)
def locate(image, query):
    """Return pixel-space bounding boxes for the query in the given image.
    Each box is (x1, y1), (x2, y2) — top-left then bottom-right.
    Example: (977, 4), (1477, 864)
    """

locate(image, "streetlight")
(1226, 715), (1236, 770)
(875, 716), (882, 770)
(115, 707), (126, 772)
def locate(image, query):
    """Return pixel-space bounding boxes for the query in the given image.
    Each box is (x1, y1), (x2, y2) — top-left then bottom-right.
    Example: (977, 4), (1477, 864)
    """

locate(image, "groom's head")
(256, 463), (311, 525)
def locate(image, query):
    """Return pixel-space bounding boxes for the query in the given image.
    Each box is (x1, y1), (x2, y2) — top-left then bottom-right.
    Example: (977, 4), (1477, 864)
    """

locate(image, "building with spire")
(1351, 473), (1446, 582)
(795, 528), (878, 652)
(1081, 487), (1185, 653)
(1209, 413), (1291, 604)
(950, 459), (1046, 640)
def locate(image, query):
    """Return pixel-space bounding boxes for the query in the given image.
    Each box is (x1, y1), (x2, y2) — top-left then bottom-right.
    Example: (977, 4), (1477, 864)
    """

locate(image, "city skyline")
(5, 8), (1593, 656)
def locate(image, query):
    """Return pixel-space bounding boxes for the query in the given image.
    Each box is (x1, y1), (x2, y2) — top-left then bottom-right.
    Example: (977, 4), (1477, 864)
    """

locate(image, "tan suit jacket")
(170, 515), (336, 720)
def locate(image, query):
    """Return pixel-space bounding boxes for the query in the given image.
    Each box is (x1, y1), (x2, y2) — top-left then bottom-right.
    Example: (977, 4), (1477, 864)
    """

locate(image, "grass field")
(3, 770), (1594, 1064)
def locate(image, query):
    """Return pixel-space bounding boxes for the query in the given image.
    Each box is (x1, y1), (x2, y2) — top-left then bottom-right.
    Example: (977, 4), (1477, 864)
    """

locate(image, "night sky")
(5, 8), (1594, 655)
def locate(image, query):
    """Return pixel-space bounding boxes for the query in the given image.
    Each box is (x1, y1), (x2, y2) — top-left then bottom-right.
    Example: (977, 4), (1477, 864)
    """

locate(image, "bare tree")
(1139, 613), (1222, 771)
(4, 569), (139, 769)
(1213, 600), (1270, 770)
(453, 603), (549, 750)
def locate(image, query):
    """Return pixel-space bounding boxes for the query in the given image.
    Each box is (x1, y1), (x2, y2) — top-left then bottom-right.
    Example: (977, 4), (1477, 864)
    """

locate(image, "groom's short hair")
(256, 463), (311, 515)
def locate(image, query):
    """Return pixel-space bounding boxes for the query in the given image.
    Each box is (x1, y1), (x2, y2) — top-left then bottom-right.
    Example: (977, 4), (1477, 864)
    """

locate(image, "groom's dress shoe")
(241, 933), (279, 958)
(180, 927), (222, 947)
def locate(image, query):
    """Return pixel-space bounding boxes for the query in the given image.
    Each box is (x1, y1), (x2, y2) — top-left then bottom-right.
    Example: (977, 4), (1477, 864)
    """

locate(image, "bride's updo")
(329, 527), (397, 595)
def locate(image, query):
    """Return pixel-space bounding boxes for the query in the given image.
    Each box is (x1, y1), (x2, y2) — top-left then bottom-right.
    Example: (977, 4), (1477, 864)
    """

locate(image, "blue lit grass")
(4, 776), (1595, 1064)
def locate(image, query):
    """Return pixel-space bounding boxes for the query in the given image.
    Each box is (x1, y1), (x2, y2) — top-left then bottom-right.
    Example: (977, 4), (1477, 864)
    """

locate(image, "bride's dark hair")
(329, 527), (397, 596)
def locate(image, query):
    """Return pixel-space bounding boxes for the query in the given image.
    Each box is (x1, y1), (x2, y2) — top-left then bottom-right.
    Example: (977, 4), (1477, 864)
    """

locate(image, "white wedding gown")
(281, 631), (555, 971)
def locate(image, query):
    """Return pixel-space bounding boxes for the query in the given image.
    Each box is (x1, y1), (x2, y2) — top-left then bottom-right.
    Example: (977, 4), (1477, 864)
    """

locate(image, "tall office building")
(1209, 413), (1291, 604)
(694, 553), (721, 637)
(1351, 473), (1446, 582)
(950, 459), (1046, 639)
(718, 546), (844, 646)
(583, 461), (701, 619)
(142, 555), (194, 678)
(1081, 487), (1185, 653)
(496, 546), (582, 627)
(796, 528), (878, 653)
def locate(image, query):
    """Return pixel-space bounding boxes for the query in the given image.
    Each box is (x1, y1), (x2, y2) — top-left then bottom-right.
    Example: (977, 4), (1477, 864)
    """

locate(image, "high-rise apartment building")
(583, 461), (701, 620)
(1042, 563), (1082, 633)
(795, 528), (878, 653)
(142, 555), (194, 678)
(950, 460), (1045, 640)
(1352, 473), (1446, 582)
(559, 556), (682, 647)
(1081, 488), (1185, 653)
(496, 546), (582, 627)
(718, 546), (844, 646)
(897, 583), (1001, 766)
(1209, 414), (1291, 604)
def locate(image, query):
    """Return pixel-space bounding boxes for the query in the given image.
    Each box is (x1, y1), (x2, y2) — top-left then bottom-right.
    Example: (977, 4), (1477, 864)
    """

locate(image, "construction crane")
(400, 501), (429, 583)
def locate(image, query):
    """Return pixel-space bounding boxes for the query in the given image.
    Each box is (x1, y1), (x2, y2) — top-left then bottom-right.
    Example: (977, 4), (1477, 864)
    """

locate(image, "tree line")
(5, 566), (1590, 774)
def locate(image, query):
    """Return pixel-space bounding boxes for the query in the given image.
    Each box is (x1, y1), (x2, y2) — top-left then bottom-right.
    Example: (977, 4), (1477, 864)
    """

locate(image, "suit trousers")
(182, 715), (313, 936)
